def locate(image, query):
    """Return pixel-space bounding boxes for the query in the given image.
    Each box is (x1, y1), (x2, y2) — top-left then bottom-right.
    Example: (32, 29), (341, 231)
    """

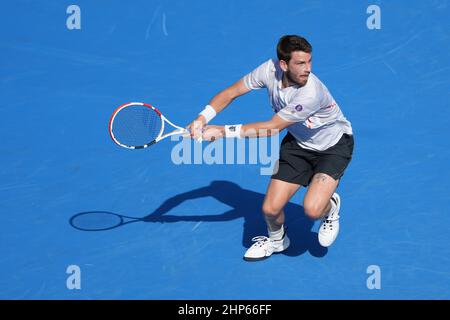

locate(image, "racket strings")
(112, 105), (162, 147)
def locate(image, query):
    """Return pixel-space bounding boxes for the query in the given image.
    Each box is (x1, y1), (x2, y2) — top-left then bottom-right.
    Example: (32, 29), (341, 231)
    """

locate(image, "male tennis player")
(187, 35), (354, 261)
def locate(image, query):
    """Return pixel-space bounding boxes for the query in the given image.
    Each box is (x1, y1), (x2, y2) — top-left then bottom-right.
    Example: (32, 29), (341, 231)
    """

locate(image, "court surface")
(1, 0), (449, 299)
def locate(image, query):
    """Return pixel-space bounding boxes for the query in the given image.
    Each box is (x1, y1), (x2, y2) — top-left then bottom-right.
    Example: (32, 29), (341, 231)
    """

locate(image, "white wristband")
(199, 104), (217, 123)
(225, 124), (242, 138)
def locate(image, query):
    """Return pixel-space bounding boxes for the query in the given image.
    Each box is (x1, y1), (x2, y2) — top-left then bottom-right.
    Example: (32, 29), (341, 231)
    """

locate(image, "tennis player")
(187, 35), (354, 261)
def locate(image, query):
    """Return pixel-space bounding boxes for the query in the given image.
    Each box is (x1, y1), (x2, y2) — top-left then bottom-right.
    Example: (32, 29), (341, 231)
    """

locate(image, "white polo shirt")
(243, 59), (353, 151)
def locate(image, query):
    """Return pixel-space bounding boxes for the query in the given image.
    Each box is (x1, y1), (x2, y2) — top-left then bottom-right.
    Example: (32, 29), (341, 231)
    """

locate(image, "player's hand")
(202, 125), (225, 142)
(186, 116), (207, 141)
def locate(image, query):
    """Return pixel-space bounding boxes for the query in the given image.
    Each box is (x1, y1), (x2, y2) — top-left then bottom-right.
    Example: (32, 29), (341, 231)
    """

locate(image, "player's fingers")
(185, 123), (194, 137)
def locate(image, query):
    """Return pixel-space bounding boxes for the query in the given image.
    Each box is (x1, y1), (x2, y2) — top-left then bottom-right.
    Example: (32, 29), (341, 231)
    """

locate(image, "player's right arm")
(208, 78), (251, 113)
(187, 79), (250, 139)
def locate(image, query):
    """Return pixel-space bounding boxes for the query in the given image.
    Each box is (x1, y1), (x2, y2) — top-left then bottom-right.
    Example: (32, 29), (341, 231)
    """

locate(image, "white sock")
(268, 224), (285, 241)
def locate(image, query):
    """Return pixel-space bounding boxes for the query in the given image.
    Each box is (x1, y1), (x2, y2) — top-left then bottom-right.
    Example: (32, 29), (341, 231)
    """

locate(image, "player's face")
(285, 51), (312, 87)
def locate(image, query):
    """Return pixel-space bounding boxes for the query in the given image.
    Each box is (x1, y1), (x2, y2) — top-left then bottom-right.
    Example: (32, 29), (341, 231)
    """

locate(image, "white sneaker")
(243, 230), (290, 262)
(318, 193), (341, 247)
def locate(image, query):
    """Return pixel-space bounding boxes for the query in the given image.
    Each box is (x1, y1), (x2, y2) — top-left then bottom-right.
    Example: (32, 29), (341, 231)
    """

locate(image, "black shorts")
(271, 133), (354, 187)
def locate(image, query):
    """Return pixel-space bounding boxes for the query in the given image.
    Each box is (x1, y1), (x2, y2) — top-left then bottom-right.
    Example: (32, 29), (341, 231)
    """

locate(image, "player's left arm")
(202, 114), (295, 141)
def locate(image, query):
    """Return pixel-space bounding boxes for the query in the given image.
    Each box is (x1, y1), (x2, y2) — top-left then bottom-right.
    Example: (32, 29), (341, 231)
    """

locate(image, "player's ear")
(279, 60), (288, 72)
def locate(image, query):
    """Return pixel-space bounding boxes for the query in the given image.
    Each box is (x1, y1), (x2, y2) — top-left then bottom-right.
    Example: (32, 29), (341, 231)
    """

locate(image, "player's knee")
(262, 203), (281, 218)
(303, 200), (323, 220)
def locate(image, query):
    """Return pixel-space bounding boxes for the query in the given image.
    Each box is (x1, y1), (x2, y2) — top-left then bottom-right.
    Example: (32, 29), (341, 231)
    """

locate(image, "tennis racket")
(109, 102), (188, 149)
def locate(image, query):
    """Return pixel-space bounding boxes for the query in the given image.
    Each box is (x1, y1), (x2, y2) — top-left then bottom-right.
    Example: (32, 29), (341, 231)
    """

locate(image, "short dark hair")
(277, 35), (312, 62)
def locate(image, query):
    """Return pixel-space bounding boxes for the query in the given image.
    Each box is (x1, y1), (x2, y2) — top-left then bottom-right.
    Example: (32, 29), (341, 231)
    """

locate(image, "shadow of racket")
(70, 211), (143, 231)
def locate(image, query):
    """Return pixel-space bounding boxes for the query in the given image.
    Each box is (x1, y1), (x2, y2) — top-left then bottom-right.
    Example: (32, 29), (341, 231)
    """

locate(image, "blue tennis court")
(1, 0), (449, 299)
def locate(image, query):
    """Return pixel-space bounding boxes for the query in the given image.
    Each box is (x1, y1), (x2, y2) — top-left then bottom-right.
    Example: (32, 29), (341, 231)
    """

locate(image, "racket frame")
(109, 102), (187, 149)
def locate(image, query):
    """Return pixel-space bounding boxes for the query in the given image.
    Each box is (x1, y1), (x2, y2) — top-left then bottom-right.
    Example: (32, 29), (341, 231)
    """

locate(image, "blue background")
(0, 0), (449, 299)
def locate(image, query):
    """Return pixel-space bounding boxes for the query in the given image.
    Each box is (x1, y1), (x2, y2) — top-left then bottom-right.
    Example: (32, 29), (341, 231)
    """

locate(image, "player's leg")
(262, 178), (301, 232)
(304, 134), (354, 247)
(303, 173), (339, 220)
(263, 132), (311, 231)
(244, 179), (300, 261)
(304, 173), (341, 247)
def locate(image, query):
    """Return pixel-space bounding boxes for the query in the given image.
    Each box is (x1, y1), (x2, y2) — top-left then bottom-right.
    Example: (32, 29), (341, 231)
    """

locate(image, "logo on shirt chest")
(295, 104), (303, 112)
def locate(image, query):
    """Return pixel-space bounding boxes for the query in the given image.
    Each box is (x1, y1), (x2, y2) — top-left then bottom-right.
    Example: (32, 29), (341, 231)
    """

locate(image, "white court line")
(162, 13), (168, 36)
(145, 5), (161, 40)
(192, 221), (202, 231)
